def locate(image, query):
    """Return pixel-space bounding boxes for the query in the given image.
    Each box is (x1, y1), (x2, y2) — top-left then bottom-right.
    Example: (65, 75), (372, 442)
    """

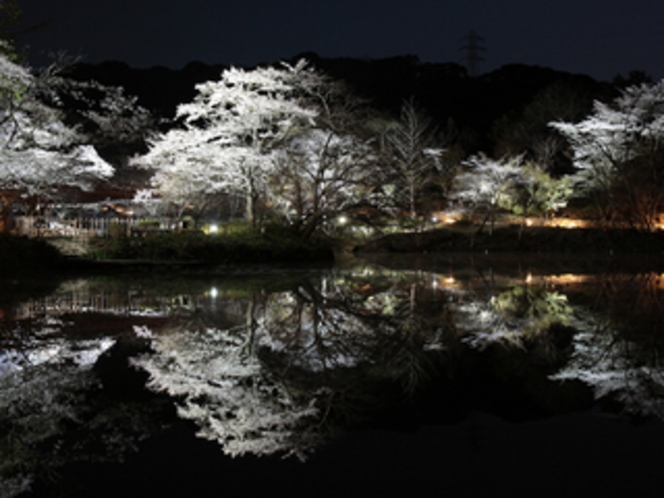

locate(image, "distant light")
(526, 273), (533, 284)
(210, 287), (218, 298)
(432, 216), (438, 223)
(338, 216), (348, 225)
(209, 224), (219, 234)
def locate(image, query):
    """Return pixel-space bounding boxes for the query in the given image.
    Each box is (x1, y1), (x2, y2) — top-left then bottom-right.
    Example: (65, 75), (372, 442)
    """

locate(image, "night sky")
(17, 0), (664, 82)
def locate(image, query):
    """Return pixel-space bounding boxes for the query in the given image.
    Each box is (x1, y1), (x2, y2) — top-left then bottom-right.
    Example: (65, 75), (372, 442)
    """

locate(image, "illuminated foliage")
(134, 61), (318, 226)
(506, 161), (573, 223)
(0, 50), (114, 229)
(449, 153), (524, 234)
(551, 81), (664, 230)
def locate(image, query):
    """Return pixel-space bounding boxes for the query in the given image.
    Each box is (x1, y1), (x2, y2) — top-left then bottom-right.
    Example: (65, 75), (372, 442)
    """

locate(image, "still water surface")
(2, 254), (664, 497)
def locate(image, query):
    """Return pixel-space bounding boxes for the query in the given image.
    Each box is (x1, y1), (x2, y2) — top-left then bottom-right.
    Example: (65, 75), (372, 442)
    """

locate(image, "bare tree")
(383, 98), (444, 220)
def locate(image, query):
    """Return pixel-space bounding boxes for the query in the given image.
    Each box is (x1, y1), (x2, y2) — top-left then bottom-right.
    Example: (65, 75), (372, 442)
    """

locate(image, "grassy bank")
(355, 226), (664, 254)
(86, 225), (334, 265)
(0, 234), (64, 276)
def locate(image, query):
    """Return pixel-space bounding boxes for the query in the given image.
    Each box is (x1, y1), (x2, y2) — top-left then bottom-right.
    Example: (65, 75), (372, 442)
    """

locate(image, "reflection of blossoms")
(0, 336), (115, 497)
(455, 287), (572, 351)
(550, 313), (664, 419)
(132, 325), (321, 461)
(131, 279), (451, 460)
(456, 299), (527, 350)
(1, 366), (98, 497)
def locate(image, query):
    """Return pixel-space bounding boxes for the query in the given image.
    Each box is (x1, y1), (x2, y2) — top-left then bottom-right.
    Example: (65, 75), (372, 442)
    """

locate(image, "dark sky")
(17, 0), (664, 81)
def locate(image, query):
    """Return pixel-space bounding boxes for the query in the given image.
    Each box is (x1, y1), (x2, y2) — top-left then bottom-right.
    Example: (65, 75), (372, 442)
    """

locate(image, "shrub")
(88, 226), (334, 264)
(0, 235), (63, 275)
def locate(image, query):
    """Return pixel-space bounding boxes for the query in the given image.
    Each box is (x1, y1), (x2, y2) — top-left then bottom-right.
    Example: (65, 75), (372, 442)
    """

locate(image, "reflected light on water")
(3, 263), (664, 493)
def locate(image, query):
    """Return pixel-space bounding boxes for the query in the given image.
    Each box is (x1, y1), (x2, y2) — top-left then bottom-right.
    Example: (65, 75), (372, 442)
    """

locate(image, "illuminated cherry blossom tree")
(0, 50), (114, 229)
(134, 61), (317, 226)
(551, 81), (664, 230)
(449, 154), (524, 234)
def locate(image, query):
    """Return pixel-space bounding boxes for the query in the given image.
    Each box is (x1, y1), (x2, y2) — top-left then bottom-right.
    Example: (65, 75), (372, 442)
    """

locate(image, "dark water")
(2, 254), (664, 497)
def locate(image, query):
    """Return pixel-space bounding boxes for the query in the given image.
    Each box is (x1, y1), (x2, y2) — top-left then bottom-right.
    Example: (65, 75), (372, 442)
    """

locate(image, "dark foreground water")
(2, 254), (664, 497)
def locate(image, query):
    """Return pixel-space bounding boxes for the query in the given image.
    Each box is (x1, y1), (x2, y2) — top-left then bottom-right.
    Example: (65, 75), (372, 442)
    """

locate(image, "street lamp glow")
(209, 224), (219, 234)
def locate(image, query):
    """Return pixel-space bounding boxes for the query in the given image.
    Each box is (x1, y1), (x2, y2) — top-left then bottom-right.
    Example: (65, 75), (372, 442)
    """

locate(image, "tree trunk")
(409, 182), (416, 220)
(246, 190), (255, 227)
(0, 193), (19, 234)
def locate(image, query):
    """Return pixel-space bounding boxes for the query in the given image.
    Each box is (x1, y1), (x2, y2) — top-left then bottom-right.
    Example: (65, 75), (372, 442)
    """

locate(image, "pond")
(2, 254), (664, 497)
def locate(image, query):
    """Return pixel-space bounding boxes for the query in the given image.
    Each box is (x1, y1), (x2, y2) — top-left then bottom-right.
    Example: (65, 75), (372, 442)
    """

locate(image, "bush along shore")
(5, 225), (664, 277)
(0, 234), (64, 276)
(1, 225), (335, 275)
(83, 225), (335, 266)
(354, 226), (664, 255)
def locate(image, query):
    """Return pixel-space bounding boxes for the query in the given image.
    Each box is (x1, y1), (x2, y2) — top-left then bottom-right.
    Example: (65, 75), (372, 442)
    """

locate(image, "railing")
(13, 216), (174, 238)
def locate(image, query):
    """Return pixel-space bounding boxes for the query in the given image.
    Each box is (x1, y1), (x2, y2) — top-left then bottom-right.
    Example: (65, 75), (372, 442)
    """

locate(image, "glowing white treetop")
(450, 154), (524, 234)
(550, 81), (664, 229)
(134, 61), (317, 225)
(0, 51), (114, 221)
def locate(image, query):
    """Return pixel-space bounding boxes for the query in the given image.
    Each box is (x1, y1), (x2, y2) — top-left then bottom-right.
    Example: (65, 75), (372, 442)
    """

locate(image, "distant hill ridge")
(64, 53), (613, 153)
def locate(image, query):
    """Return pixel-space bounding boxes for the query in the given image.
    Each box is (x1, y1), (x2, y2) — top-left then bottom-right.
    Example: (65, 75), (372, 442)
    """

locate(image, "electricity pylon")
(460, 30), (486, 77)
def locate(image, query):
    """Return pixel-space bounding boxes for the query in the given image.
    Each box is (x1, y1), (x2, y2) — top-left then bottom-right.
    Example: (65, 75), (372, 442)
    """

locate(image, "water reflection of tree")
(259, 276), (451, 390)
(0, 330), (170, 497)
(455, 284), (573, 360)
(586, 273), (664, 344)
(133, 272), (454, 460)
(0, 291), (182, 498)
(132, 323), (323, 461)
(449, 272), (664, 419)
(6, 267), (664, 482)
(551, 306), (664, 420)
